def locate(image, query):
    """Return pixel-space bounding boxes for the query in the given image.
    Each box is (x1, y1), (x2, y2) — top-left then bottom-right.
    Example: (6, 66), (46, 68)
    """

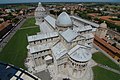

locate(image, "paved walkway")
(20, 26), (38, 30)
(98, 64), (120, 75)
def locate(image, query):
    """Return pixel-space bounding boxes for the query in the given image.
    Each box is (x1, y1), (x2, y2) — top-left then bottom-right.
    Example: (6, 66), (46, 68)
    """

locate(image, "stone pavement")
(20, 26), (38, 30)
(34, 69), (52, 80)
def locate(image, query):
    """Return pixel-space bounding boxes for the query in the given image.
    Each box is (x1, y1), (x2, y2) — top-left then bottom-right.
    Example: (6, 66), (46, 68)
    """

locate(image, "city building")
(94, 22), (120, 63)
(25, 2), (98, 80)
(0, 20), (13, 40)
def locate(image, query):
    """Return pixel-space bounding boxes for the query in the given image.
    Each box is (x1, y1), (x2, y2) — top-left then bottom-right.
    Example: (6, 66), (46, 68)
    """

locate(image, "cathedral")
(25, 2), (99, 80)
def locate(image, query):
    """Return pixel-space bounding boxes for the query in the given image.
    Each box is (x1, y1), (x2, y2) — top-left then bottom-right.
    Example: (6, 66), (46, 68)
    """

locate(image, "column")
(36, 58), (40, 66)
(38, 57), (41, 65)
(40, 57), (43, 65)
(34, 58), (38, 66)
(58, 65), (60, 73)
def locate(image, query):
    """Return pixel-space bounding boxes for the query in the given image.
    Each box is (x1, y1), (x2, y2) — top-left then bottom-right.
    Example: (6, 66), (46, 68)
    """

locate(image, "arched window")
(72, 63), (74, 66)
(42, 56), (44, 59)
(64, 63), (66, 68)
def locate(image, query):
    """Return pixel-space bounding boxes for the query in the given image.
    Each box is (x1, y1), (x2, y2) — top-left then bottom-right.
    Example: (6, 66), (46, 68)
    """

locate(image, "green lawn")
(93, 66), (120, 80)
(21, 17), (37, 28)
(0, 27), (40, 69)
(92, 52), (120, 71)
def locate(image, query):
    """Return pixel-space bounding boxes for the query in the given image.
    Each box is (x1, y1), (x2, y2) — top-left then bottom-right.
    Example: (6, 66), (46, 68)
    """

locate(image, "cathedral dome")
(99, 21), (107, 28)
(56, 12), (73, 27)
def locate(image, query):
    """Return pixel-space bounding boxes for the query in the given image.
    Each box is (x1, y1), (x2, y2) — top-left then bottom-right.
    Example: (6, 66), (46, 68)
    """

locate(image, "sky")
(0, 0), (120, 4)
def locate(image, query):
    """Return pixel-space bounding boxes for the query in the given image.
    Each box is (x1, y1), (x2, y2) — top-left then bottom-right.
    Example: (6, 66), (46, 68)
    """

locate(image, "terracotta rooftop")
(0, 21), (11, 31)
(95, 35), (120, 54)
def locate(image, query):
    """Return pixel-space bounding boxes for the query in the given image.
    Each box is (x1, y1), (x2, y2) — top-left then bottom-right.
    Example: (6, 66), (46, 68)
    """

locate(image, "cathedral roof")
(56, 12), (72, 27)
(45, 15), (56, 29)
(28, 32), (58, 42)
(73, 25), (92, 32)
(68, 44), (92, 62)
(71, 16), (99, 28)
(60, 28), (78, 42)
(40, 22), (54, 33)
(51, 42), (68, 60)
(29, 42), (53, 53)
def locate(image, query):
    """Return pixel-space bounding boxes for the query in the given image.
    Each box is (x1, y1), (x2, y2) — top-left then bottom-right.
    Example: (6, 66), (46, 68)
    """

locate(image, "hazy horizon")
(0, 0), (120, 4)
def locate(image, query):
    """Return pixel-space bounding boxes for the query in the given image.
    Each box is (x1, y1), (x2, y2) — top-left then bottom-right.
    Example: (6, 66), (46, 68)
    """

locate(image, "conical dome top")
(35, 2), (45, 11)
(56, 11), (72, 27)
(38, 2), (42, 7)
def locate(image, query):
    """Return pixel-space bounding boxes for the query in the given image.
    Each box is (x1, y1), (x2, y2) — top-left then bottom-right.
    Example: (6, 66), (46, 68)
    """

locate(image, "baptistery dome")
(35, 2), (45, 12)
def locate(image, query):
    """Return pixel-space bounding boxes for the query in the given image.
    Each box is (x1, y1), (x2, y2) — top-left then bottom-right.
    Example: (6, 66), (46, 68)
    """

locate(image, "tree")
(117, 14), (120, 18)
(0, 11), (3, 15)
(4, 12), (15, 21)
(12, 18), (19, 24)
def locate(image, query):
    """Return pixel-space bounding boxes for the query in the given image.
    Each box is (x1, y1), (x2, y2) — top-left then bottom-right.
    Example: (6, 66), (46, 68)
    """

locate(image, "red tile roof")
(0, 21), (11, 31)
(95, 35), (120, 54)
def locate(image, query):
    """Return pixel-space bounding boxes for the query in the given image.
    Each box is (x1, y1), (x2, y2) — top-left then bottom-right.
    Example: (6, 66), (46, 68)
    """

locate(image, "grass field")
(21, 17), (37, 28)
(92, 52), (120, 80)
(0, 17), (40, 69)
(93, 66), (120, 80)
(92, 52), (120, 71)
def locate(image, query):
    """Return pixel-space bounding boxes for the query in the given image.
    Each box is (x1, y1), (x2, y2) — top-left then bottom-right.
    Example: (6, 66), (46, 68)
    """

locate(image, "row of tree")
(94, 18), (120, 32)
